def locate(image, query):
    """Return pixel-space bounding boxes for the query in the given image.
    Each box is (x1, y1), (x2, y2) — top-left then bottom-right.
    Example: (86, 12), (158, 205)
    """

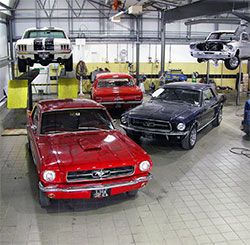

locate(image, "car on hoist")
(120, 82), (226, 150)
(190, 30), (250, 70)
(27, 98), (153, 207)
(91, 72), (143, 109)
(16, 27), (73, 73)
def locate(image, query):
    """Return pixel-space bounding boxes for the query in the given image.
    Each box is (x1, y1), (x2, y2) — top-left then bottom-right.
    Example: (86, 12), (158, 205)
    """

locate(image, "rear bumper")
(191, 50), (235, 59)
(39, 174), (152, 199)
(100, 100), (142, 105)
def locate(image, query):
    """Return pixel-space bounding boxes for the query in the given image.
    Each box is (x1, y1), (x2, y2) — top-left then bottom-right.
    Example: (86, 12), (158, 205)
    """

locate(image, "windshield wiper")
(78, 127), (109, 131)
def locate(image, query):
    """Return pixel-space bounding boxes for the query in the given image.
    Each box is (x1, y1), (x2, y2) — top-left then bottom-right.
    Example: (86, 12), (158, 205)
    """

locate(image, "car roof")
(24, 27), (65, 32)
(37, 98), (104, 112)
(209, 30), (235, 34)
(163, 82), (211, 91)
(96, 72), (133, 80)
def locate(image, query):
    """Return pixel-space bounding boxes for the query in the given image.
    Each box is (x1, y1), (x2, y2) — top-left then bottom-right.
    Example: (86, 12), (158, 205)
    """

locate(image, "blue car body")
(120, 82), (226, 149)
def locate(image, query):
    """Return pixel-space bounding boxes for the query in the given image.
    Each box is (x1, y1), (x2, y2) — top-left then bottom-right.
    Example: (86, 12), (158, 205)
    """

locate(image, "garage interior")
(1, 0), (250, 244)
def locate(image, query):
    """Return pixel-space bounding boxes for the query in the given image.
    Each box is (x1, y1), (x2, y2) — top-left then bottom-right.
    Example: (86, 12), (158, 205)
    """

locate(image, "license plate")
(144, 133), (154, 139)
(91, 189), (111, 198)
(115, 104), (122, 108)
(38, 53), (49, 59)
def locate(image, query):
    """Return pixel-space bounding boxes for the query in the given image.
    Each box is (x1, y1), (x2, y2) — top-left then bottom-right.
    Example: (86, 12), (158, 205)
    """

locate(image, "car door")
(240, 32), (250, 58)
(27, 105), (41, 170)
(200, 88), (218, 127)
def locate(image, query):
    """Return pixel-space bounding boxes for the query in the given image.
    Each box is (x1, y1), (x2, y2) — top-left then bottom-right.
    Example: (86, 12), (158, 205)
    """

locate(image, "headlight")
(121, 116), (128, 124)
(43, 170), (56, 182)
(226, 45), (233, 50)
(139, 161), (151, 172)
(177, 123), (186, 131)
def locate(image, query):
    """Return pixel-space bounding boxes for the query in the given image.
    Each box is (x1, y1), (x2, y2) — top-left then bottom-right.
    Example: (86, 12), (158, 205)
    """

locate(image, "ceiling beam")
(164, 0), (249, 23)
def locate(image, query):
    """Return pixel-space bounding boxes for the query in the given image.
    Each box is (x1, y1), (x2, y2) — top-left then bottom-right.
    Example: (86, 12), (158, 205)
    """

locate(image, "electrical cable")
(229, 147), (250, 159)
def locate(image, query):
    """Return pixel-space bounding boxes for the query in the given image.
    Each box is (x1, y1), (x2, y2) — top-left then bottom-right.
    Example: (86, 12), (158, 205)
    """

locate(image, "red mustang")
(27, 99), (152, 207)
(91, 72), (143, 109)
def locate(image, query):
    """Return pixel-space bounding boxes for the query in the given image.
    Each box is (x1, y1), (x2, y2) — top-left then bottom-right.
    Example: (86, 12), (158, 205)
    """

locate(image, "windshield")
(41, 109), (114, 134)
(97, 78), (135, 88)
(152, 87), (200, 105)
(24, 30), (66, 38)
(208, 32), (236, 41)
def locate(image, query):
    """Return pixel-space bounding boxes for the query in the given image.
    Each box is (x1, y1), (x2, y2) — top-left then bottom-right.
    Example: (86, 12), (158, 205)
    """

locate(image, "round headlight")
(43, 170), (56, 182)
(177, 123), (186, 131)
(121, 116), (127, 124)
(139, 161), (151, 172)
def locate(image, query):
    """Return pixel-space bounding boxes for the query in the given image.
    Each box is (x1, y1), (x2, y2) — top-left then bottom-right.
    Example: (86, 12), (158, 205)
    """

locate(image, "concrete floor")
(0, 94), (250, 245)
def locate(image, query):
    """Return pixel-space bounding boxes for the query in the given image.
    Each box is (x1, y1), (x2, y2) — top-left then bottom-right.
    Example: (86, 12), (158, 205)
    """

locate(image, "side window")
(203, 88), (214, 102)
(242, 33), (249, 42)
(32, 106), (39, 126)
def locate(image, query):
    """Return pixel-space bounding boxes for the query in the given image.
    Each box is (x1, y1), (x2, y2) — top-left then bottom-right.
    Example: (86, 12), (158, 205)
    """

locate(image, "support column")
(160, 10), (166, 76)
(247, 58), (250, 94)
(236, 60), (242, 106)
(8, 18), (15, 80)
(206, 60), (210, 83)
(136, 17), (140, 85)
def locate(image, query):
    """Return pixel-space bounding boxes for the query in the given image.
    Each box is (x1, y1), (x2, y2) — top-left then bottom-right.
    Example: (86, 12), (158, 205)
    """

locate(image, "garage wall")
(0, 17), (10, 100)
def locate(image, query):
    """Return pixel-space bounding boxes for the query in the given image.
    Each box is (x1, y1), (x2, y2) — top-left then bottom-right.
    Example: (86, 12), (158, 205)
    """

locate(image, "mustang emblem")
(92, 169), (111, 178)
(143, 121), (155, 127)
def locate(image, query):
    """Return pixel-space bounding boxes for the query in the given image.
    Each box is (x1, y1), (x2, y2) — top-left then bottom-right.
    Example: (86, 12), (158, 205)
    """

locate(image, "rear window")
(24, 30), (66, 38)
(97, 78), (135, 88)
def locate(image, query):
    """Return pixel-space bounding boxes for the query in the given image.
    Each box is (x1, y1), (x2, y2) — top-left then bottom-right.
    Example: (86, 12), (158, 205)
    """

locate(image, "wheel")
(127, 189), (138, 197)
(212, 108), (222, 127)
(126, 132), (141, 141)
(65, 55), (73, 71)
(224, 55), (240, 70)
(181, 126), (197, 150)
(39, 190), (51, 207)
(18, 58), (27, 73)
(197, 58), (204, 63)
(27, 136), (31, 152)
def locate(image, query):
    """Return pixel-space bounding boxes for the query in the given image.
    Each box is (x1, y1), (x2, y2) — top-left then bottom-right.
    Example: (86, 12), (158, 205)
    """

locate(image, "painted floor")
(0, 94), (250, 245)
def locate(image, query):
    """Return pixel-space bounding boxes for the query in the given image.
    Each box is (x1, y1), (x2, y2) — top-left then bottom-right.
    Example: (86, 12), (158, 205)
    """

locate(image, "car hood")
(95, 86), (141, 97)
(38, 130), (143, 172)
(127, 100), (198, 121)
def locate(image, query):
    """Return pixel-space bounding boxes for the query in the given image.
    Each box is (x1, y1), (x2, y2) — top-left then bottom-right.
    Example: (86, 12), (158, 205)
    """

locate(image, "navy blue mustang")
(120, 82), (226, 150)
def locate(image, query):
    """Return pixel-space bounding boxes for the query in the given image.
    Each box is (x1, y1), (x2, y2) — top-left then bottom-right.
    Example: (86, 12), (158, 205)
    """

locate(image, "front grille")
(45, 38), (54, 50)
(130, 118), (171, 131)
(67, 165), (135, 182)
(34, 39), (43, 50)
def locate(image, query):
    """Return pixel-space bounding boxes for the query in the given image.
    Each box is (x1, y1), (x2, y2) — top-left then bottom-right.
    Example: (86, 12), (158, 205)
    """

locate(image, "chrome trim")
(39, 174), (152, 193)
(120, 124), (188, 136)
(100, 100), (142, 105)
(197, 116), (216, 133)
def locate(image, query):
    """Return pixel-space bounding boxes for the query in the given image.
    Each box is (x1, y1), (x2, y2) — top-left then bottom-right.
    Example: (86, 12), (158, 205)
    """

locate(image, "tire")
(224, 55), (240, 70)
(127, 132), (141, 141)
(18, 58), (27, 73)
(212, 108), (222, 127)
(127, 189), (138, 197)
(181, 126), (197, 150)
(27, 137), (31, 152)
(197, 58), (203, 63)
(65, 55), (73, 71)
(39, 190), (51, 208)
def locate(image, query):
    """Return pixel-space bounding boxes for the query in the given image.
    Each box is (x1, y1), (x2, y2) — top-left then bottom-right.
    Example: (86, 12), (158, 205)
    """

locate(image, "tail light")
(61, 44), (70, 51)
(18, 45), (27, 51)
(135, 95), (141, 101)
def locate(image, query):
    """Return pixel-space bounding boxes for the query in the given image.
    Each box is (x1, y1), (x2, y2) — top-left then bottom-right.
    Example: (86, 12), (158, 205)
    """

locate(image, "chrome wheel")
(218, 109), (222, 123)
(189, 128), (197, 147)
(229, 57), (239, 68)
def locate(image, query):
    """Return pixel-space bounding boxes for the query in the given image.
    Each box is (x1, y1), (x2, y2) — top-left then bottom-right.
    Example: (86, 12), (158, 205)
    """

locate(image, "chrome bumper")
(39, 174), (152, 193)
(100, 100), (142, 105)
(120, 124), (188, 136)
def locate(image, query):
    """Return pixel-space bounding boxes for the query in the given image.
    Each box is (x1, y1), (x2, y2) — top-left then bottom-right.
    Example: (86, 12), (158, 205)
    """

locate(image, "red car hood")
(95, 86), (141, 97)
(38, 130), (144, 172)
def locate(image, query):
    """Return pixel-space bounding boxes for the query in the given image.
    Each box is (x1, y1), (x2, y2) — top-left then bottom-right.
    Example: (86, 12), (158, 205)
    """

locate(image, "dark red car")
(27, 99), (152, 207)
(91, 72), (143, 109)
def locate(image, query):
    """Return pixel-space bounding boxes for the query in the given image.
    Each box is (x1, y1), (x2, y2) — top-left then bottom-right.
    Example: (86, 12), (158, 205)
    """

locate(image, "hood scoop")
(78, 139), (102, 152)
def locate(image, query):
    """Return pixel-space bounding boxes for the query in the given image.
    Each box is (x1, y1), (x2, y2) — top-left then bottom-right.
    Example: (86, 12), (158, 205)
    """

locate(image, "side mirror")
(31, 124), (37, 132)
